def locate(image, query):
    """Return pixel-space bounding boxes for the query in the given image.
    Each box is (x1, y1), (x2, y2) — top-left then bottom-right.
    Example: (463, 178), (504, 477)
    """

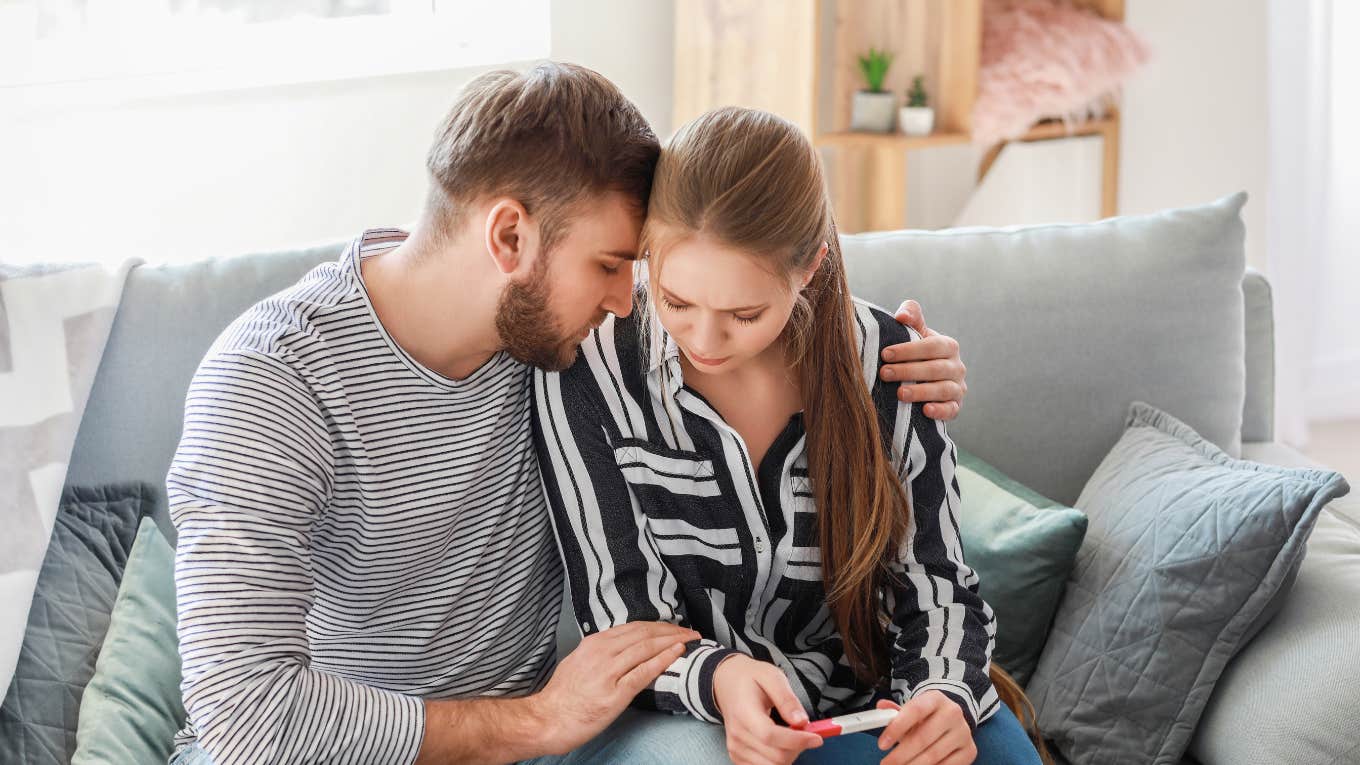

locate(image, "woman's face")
(652, 233), (810, 375)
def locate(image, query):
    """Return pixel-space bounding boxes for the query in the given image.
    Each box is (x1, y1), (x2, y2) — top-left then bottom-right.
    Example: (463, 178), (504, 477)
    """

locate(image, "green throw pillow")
(956, 449), (1088, 685)
(72, 519), (185, 765)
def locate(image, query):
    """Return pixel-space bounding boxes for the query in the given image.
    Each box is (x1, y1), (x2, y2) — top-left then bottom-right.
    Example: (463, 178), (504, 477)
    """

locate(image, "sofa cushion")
(1187, 442), (1360, 765)
(64, 242), (342, 542)
(841, 193), (1248, 505)
(72, 518), (184, 765)
(0, 483), (157, 765)
(955, 450), (1087, 686)
(1027, 403), (1349, 765)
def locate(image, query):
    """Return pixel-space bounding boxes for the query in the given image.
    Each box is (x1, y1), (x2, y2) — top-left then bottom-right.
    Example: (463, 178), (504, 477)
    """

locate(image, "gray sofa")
(59, 196), (1357, 764)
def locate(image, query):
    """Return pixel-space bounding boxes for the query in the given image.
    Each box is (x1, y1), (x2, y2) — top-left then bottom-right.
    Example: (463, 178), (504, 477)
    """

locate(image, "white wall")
(0, 0), (677, 266)
(1119, 0), (1269, 270)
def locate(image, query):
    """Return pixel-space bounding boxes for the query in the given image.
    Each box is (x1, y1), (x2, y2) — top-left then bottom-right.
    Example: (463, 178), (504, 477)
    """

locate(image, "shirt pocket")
(611, 439), (741, 585)
(612, 439), (721, 498)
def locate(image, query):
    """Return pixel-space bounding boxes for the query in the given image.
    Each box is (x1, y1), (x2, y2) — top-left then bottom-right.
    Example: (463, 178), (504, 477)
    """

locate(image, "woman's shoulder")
(849, 298), (921, 366)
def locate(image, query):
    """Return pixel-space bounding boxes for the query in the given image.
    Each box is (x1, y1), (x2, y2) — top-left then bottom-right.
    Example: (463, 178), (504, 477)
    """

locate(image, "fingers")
(592, 620), (699, 651)
(895, 731), (972, 765)
(878, 696), (931, 751)
(882, 357), (966, 386)
(881, 333), (960, 364)
(895, 300), (925, 334)
(611, 633), (689, 680)
(919, 401), (962, 422)
(727, 717), (821, 765)
(753, 668), (810, 728)
(883, 710), (952, 763)
(616, 642), (685, 696)
(895, 379), (965, 405)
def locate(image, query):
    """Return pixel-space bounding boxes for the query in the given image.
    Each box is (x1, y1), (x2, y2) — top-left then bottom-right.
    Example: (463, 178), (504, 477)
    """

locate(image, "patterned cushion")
(1027, 403), (1349, 765)
(0, 483), (158, 765)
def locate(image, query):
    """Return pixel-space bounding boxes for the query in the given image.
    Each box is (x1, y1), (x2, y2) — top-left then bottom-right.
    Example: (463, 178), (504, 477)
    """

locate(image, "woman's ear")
(802, 242), (830, 288)
(484, 198), (535, 276)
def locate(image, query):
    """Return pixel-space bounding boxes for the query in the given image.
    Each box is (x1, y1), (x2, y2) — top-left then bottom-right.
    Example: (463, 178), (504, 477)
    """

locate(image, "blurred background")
(0, 0), (1353, 467)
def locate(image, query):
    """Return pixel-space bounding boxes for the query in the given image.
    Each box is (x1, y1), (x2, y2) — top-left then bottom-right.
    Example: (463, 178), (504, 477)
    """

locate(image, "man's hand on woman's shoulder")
(880, 299), (968, 421)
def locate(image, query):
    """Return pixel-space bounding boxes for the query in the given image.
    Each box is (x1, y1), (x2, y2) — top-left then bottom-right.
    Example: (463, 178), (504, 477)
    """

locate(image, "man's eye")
(601, 263), (620, 274)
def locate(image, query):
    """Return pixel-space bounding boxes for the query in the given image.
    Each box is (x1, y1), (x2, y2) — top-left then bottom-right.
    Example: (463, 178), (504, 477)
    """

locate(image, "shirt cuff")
(680, 644), (741, 723)
(896, 678), (982, 731)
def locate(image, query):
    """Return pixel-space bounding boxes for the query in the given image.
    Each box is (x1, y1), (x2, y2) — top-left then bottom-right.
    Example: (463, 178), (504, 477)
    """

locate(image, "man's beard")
(495, 256), (582, 372)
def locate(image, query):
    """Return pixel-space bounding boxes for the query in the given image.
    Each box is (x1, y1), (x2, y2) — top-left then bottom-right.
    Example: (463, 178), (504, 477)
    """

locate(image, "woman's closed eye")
(661, 295), (763, 325)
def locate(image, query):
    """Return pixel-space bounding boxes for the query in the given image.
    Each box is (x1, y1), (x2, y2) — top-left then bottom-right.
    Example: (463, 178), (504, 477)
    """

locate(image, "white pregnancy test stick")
(803, 708), (898, 737)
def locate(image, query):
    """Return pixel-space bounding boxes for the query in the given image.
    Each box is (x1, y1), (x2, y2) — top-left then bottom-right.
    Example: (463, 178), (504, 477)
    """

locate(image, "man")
(167, 62), (969, 765)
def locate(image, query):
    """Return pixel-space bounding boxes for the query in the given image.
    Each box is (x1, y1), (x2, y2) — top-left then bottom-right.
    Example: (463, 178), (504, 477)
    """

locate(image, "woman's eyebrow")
(658, 285), (768, 313)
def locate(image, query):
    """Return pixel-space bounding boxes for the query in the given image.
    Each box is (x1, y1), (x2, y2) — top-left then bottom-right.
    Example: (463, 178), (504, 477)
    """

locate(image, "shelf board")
(815, 130), (972, 149)
(815, 115), (1119, 151)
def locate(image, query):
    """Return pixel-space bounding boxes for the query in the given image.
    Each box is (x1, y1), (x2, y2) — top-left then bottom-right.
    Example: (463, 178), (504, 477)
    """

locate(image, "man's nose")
(604, 268), (634, 318)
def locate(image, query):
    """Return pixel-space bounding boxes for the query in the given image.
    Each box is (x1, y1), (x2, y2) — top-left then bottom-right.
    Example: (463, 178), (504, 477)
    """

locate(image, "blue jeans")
(795, 703), (1042, 765)
(170, 704), (1037, 765)
(168, 708), (732, 765)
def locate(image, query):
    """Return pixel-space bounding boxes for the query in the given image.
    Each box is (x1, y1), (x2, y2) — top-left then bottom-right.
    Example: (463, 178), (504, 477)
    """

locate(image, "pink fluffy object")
(973, 0), (1149, 145)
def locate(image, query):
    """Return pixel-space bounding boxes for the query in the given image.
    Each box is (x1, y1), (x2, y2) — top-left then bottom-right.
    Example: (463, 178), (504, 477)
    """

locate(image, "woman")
(532, 107), (1044, 765)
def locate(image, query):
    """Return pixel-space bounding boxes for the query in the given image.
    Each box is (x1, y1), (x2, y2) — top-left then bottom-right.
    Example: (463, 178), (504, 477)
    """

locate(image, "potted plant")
(851, 47), (896, 132)
(899, 75), (935, 136)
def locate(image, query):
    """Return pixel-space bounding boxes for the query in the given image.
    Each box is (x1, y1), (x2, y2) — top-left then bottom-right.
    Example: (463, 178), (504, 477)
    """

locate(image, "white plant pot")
(898, 106), (935, 136)
(850, 91), (897, 133)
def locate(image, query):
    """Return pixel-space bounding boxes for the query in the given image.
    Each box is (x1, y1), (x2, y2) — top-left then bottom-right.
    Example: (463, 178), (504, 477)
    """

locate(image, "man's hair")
(424, 61), (660, 251)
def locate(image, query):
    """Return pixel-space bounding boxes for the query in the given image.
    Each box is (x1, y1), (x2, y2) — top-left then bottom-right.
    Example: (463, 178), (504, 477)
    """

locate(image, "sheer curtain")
(1266, 0), (1356, 446)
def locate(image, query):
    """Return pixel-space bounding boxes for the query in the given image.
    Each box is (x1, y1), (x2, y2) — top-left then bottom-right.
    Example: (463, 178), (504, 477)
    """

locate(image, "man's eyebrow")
(601, 249), (640, 261)
(658, 285), (768, 313)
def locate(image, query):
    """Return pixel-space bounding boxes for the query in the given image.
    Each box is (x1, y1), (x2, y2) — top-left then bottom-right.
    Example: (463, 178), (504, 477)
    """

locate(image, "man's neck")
(361, 225), (505, 381)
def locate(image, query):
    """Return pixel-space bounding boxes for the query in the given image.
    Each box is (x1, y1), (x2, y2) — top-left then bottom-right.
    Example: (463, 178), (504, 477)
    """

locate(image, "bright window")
(0, 1), (551, 103)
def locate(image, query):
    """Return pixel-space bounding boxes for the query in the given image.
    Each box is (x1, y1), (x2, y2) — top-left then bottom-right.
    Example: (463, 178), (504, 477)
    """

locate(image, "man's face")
(496, 192), (641, 371)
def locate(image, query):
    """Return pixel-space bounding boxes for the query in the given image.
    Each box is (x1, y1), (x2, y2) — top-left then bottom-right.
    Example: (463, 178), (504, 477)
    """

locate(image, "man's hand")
(532, 621), (699, 755)
(713, 654), (823, 765)
(874, 692), (976, 765)
(881, 299), (967, 421)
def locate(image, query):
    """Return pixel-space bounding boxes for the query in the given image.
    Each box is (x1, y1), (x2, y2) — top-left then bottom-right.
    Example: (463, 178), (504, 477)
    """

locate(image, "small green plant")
(907, 75), (928, 107)
(856, 47), (894, 93)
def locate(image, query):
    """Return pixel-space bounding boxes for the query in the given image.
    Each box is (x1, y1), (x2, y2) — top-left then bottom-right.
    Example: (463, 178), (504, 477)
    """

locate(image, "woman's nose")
(693, 313), (724, 353)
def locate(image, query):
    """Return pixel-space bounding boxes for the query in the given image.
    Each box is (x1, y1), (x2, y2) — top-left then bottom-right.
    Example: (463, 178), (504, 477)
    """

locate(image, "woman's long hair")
(639, 107), (1049, 762)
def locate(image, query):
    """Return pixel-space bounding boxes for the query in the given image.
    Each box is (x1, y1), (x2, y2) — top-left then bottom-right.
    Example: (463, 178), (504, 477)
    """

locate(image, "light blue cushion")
(71, 519), (184, 765)
(842, 193), (1248, 505)
(1027, 402), (1350, 765)
(65, 242), (342, 542)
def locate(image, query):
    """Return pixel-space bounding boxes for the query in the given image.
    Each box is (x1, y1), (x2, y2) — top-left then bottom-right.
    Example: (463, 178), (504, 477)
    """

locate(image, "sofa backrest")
(66, 195), (1269, 533)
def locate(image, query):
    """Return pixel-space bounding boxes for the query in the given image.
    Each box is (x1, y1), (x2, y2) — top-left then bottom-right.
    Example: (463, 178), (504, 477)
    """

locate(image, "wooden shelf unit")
(672, 0), (1126, 233)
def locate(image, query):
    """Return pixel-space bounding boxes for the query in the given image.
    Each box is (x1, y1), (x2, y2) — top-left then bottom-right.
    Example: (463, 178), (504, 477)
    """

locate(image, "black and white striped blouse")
(532, 298), (999, 730)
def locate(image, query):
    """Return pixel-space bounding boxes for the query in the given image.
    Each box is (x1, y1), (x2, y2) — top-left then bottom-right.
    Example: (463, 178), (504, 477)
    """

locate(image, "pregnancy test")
(802, 708), (898, 737)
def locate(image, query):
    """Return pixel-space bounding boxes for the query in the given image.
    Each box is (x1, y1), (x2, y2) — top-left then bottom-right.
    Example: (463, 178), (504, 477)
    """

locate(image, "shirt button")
(583, 622), (592, 633)
(754, 537), (765, 553)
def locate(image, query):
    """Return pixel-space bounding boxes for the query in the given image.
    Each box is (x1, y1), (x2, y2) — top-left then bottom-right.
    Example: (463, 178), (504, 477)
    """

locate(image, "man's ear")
(484, 198), (536, 276)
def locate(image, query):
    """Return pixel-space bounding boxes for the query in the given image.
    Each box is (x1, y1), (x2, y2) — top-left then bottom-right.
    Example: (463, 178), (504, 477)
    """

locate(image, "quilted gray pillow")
(0, 483), (158, 765)
(1027, 403), (1350, 765)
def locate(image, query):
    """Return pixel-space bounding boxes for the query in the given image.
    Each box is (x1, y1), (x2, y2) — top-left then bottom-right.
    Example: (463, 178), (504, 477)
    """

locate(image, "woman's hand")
(880, 299), (967, 421)
(713, 655), (823, 765)
(874, 692), (976, 765)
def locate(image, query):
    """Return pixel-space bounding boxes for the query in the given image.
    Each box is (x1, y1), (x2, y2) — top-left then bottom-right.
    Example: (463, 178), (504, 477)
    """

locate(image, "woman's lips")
(689, 351), (730, 367)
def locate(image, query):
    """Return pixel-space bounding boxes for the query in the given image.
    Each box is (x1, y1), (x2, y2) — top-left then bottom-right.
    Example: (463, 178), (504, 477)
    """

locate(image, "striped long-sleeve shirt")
(531, 298), (999, 729)
(167, 229), (562, 765)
